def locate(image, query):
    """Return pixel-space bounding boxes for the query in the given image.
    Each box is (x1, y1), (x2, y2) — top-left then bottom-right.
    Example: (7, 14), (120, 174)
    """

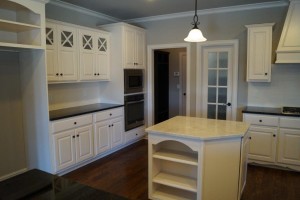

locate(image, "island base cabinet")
(148, 135), (244, 200)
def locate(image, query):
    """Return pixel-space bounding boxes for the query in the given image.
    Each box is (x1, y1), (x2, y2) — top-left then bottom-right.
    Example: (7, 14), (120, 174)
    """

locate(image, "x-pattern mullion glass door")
(203, 47), (233, 120)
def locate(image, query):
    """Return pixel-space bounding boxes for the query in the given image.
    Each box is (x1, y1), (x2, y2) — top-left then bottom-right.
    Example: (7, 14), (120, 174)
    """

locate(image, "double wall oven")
(124, 69), (144, 131)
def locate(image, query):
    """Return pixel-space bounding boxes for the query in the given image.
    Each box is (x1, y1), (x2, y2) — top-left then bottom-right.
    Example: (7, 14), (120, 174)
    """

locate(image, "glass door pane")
(206, 51), (229, 120)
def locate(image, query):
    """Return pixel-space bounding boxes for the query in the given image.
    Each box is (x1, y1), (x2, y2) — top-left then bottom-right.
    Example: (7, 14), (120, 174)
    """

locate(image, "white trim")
(48, 0), (120, 23)
(147, 43), (191, 127)
(126, 1), (288, 23)
(196, 40), (239, 120)
(0, 168), (28, 181)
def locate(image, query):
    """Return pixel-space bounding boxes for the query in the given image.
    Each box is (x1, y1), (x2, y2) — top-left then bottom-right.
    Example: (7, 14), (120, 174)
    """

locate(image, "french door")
(196, 40), (238, 120)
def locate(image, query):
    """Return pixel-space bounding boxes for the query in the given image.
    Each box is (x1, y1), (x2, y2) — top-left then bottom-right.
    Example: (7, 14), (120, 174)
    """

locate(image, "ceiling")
(58, 0), (287, 21)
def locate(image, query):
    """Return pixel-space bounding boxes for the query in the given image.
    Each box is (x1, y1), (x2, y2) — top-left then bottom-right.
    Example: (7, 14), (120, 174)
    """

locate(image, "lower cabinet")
(247, 126), (277, 162)
(93, 107), (124, 156)
(124, 126), (146, 144)
(53, 125), (93, 171)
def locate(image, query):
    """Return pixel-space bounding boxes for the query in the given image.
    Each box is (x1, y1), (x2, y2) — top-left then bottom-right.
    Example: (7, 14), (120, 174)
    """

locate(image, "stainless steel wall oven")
(124, 94), (144, 131)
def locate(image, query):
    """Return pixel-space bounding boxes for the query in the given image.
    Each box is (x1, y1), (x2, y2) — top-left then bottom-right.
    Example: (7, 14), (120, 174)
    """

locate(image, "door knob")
(223, 102), (231, 106)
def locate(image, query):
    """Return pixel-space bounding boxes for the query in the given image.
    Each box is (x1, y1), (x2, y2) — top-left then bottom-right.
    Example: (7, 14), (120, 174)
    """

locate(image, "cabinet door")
(123, 27), (135, 68)
(135, 30), (145, 68)
(239, 135), (250, 198)
(248, 126), (277, 162)
(46, 23), (59, 81)
(246, 24), (273, 82)
(75, 125), (94, 163)
(58, 25), (78, 81)
(53, 130), (76, 171)
(277, 128), (300, 166)
(94, 120), (111, 155)
(79, 30), (96, 81)
(95, 34), (110, 80)
(111, 117), (124, 148)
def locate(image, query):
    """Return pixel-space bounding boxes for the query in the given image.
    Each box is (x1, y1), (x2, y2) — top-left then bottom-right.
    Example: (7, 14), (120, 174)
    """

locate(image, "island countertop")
(146, 116), (249, 140)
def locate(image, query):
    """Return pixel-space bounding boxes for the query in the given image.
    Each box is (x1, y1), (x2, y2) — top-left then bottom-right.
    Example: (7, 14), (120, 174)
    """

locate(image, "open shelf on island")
(152, 185), (197, 200)
(153, 172), (197, 192)
(153, 149), (198, 166)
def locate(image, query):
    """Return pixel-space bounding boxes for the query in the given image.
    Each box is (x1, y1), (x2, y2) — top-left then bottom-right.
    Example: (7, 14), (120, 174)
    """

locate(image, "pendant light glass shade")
(184, 27), (207, 42)
(184, 0), (207, 42)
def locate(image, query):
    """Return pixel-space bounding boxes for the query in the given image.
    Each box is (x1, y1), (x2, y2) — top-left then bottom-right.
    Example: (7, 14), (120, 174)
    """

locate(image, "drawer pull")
(111, 124), (114, 127)
(74, 122), (77, 125)
(273, 134), (276, 137)
(77, 135), (79, 137)
(72, 135), (75, 138)
(110, 113), (112, 116)
(259, 120), (262, 123)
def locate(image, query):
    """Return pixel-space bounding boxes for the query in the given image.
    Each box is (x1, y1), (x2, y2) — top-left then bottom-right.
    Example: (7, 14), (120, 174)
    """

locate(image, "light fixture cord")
(192, 0), (200, 28)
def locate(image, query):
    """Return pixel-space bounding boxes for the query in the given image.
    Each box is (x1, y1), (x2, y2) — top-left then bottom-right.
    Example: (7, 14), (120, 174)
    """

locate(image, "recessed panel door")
(94, 120), (111, 155)
(75, 125), (93, 163)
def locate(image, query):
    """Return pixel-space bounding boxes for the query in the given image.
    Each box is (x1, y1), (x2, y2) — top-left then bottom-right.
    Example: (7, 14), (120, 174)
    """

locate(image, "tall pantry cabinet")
(0, 0), (50, 180)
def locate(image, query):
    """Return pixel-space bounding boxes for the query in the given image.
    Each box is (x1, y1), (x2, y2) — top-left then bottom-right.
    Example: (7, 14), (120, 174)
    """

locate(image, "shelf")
(0, 19), (40, 32)
(152, 185), (197, 200)
(0, 42), (43, 50)
(153, 149), (198, 166)
(153, 172), (197, 192)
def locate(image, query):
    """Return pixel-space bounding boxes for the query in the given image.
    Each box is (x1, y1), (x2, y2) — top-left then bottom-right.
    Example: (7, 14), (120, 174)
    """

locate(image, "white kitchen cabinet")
(277, 117), (300, 166)
(51, 114), (93, 172)
(124, 126), (146, 144)
(123, 26), (145, 68)
(46, 21), (78, 82)
(94, 107), (124, 156)
(100, 22), (146, 69)
(245, 23), (274, 82)
(79, 29), (110, 81)
(244, 114), (278, 163)
(0, 0), (45, 50)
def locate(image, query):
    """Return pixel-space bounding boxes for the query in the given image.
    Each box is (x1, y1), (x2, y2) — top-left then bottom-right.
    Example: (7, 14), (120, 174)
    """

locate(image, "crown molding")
(125, 1), (289, 23)
(48, 0), (120, 23)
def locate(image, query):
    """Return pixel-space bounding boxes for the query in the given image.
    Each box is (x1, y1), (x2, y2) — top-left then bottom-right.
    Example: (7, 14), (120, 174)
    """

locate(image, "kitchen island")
(146, 116), (250, 200)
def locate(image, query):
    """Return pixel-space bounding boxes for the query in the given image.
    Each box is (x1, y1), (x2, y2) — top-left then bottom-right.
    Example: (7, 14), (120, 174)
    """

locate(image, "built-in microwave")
(124, 69), (143, 94)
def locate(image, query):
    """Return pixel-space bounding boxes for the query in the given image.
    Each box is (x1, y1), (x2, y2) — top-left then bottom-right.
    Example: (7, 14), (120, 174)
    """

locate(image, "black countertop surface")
(0, 169), (127, 200)
(242, 106), (300, 117)
(49, 103), (124, 121)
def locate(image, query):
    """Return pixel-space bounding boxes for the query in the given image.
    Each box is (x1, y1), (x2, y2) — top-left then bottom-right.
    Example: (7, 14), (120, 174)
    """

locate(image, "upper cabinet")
(79, 29), (110, 81)
(46, 20), (110, 83)
(123, 26), (146, 68)
(276, 0), (300, 63)
(245, 23), (274, 82)
(0, 0), (47, 50)
(100, 22), (146, 69)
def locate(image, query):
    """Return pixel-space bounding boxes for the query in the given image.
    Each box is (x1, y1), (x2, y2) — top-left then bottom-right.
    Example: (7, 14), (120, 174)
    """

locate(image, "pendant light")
(184, 0), (207, 42)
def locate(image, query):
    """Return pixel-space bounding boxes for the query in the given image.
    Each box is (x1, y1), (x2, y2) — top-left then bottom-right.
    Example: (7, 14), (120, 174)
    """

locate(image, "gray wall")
(0, 52), (26, 179)
(136, 6), (292, 119)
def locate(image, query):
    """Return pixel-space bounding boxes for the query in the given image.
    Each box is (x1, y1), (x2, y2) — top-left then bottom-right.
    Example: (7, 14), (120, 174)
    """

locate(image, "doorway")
(147, 43), (191, 126)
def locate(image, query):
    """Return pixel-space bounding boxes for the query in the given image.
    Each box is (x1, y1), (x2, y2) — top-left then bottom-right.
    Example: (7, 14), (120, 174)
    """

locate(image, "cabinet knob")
(136, 133), (138, 136)
(72, 135), (75, 138)
(249, 136), (252, 140)
(94, 73), (97, 76)
(56, 73), (59, 76)
(74, 122), (77, 125)
(60, 73), (63, 76)
(110, 113), (112, 116)
(259, 119), (262, 123)
(273, 134), (276, 137)
(77, 134), (79, 137)
(108, 125), (111, 127)
(265, 73), (268, 75)
(97, 73), (100, 76)
(111, 124), (114, 127)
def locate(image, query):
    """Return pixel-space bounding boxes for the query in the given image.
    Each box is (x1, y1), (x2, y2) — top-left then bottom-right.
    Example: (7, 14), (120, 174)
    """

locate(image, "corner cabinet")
(0, 0), (46, 50)
(245, 23), (274, 82)
(99, 22), (146, 69)
(46, 19), (110, 83)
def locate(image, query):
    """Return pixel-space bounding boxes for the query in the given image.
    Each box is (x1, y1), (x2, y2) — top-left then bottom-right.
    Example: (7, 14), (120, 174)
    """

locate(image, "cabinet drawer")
(243, 114), (279, 126)
(94, 107), (123, 122)
(280, 117), (300, 129)
(124, 126), (145, 143)
(52, 114), (93, 133)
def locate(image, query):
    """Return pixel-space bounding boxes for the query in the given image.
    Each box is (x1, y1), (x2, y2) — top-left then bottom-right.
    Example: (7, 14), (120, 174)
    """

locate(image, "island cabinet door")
(53, 130), (76, 171)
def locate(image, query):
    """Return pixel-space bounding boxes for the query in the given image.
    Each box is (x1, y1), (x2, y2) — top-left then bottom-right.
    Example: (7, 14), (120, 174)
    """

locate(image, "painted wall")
(0, 52), (26, 179)
(136, 5), (290, 119)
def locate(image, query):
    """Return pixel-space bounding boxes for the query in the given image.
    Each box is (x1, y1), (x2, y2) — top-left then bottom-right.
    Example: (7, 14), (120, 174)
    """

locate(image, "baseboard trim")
(0, 168), (28, 181)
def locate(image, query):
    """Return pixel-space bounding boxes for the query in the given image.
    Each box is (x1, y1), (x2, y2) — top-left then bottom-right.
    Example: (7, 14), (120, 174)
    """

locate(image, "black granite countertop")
(242, 106), (300, 117)
(49, 103), (124, 121)
(0, 169), (127, 200)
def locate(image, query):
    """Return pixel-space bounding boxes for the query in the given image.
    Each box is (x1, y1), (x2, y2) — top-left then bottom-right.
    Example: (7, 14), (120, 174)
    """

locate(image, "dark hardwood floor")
(65, 139), (300, 200)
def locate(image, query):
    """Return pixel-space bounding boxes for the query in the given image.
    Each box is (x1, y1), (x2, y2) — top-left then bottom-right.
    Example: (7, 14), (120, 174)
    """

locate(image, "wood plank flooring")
(65, 139), (300, 200)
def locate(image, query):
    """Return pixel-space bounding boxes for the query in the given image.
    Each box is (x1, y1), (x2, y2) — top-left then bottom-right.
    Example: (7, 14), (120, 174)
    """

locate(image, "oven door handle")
(126, 100), (144, 105)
